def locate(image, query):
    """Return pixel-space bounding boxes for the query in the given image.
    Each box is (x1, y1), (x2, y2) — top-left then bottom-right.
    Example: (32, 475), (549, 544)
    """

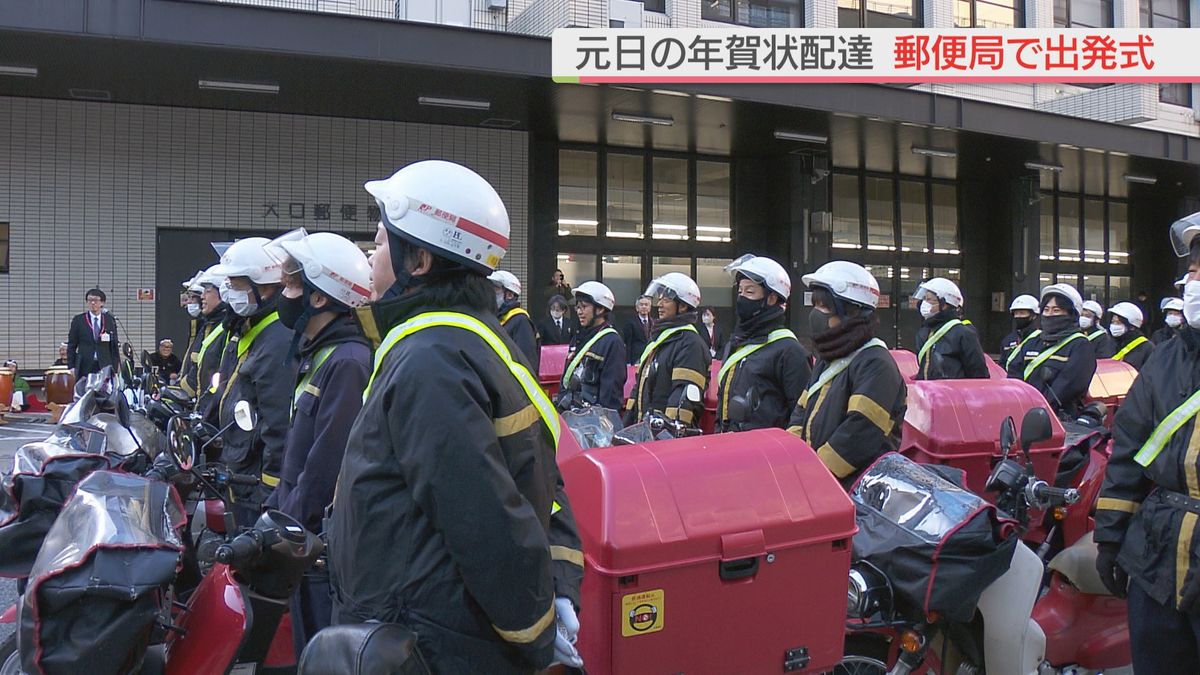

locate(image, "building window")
(1054, 0), (1113, 26)
(839, 0), (921, 27)
(557, 253), (598, 289)
(1039, 192), (1131, 306)
(702, 0), (802, 27)
(652, 158), (690, 241)
(931, 183), (959, 254)
(643, 0), (666, 11)
(697, 257), (736, 309)
(697, 161), (732, 242)
(601, 255), (642, 302)
(0, 223), (8, 273)
(955, 0), (1023, 27)
(559, 150), (598, 237)
(1141, 0), (1191, 105)
(899, 180), (927, 253)
(832, 174), (862, 249)
(608, 154), (645, 240)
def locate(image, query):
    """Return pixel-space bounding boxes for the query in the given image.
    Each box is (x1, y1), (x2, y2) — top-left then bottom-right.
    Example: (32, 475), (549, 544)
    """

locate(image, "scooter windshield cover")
(29, 470), (184, 580)
(851, 453), (986, 543)
(562, 406), (623, 449)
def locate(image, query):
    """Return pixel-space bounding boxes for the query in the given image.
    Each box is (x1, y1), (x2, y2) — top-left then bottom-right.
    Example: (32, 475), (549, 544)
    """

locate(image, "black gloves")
(1096, 542), (1129, 599)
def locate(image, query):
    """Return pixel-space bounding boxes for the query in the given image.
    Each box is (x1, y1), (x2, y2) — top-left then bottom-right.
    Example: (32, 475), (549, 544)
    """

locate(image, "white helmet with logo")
(646, 272), (702, 310)
(194, 264), (226, 289)
(1009, 294), (1039, 313)
(574, 281), (615, 311)
(802, 261), (880, 310)
(487, 270), (522, 297)
(1163, 297), (1185, 312)
(725, 254), (791, 299)
(364, 160), (509, 273)
(1081, 300), (1104, 318)
(182, 270), (205, 294)
(210, 237), (284, 286)
(265, 231), (372, 308)
(1109, 302), (1144, 328)
(912, 277), (963, 308)
(1040, 283), (1084, 316)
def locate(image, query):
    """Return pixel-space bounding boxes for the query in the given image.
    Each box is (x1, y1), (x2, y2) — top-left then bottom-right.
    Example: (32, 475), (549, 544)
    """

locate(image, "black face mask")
(736, 295), (768, 323)
(809, 307), (831, 336)
(1013, 316), (1034, 331)
(1040, 314), (1075, 336)
(277, 293), (306, 330)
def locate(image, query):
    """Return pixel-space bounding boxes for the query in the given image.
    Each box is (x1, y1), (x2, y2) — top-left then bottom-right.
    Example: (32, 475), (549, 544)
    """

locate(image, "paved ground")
(0, 413), (54, 644)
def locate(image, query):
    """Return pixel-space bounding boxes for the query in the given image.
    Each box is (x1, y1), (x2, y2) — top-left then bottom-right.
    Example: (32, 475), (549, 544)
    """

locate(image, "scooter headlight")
(847, 563), (890, 619)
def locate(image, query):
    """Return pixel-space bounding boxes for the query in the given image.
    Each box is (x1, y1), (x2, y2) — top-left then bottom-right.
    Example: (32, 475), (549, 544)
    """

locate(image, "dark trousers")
(291, 565), (333, 658)
(1128, 579), (1200, 673)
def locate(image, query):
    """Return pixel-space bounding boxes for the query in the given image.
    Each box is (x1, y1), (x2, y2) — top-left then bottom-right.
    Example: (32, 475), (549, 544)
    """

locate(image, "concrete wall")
(0, 96), (529, 367)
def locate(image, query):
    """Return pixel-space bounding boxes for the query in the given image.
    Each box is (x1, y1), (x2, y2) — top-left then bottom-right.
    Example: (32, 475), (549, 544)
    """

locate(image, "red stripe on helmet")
(454, 215), (509, 249)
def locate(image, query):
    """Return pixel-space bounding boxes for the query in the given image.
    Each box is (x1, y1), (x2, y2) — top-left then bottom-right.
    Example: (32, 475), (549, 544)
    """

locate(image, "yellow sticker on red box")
(621, 589), (664, 637)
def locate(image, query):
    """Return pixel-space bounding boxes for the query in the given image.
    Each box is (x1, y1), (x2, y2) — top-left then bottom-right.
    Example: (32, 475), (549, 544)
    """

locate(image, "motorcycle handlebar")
(227, 473), (260, 486)
(215, 532), (262, 566)
(1029, 482), (1081, 507)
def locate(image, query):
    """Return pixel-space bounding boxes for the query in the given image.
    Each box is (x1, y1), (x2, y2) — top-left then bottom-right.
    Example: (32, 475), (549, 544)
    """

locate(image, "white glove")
(552, 596), (583, 668)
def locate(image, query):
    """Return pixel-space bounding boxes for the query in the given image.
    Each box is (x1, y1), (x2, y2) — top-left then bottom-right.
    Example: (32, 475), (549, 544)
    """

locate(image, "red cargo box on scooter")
(1085, 358), (1138, 427)
(540, 344), (569, 398)
(901, 379), (1066, 495)
(561, 429), (856, 675)
(890, 349), (1008, 382)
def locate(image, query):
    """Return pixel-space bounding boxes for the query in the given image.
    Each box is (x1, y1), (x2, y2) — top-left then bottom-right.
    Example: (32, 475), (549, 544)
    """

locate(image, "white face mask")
(186, 303), (201, 318)
(1078, 316), (1093, 330)
(223, 286), (258, 317)
(1109, 322), (1127, 338)
(1166, 313), (1183, 328)
(495, 291), (506, 308)
(919, 300), (937, 319)
(1184, 280), (1200, 329)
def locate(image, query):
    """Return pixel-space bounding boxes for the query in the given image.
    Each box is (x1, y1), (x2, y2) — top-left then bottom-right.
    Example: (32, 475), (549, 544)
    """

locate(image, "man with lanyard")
(1001, 294), (1041, 369)
(209, 236), (298, 526)
(489, 269), (540, 373)
(715, 254), (810, 433)
(1005, 283), (1097, 418)
(194, 265), (231, 422)
(623, 272), (711, 429)
(1095, 211), (1200, 673)
(912, 277), (989, 380)
(1154, 295), (1186, 345)
(557, 281), (626, 410)
(787, 261), (906, 486)
(1080, 300), (1117, 358)
(177, 271), (207, 396)
(256, 230), (372, 656)
(1107, 301), (1155, 371)
(327, 160), (584, 672)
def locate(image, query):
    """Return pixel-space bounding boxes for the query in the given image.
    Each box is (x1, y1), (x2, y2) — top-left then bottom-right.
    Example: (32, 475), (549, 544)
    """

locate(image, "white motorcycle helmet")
(912, 277), (963, 308)
(364, 160), (509, 274)
(182, 270), (205, 294)
(646, 272), (702, 311)
(1040, 283), (1084, 316)
(574, 281), (616, 312)
(802, 261), (880, 311)
(1081, 300), (1104, 318)
(725, 254), (791, 299)
(1009, 294), (1040, 313)
(210, 236), (286, 286)
(1163, 296), (1185, 311)
(1109, 302), (1144, 329)
(488, 270), (523, 297)
(266, 230), (373, 308)
(1170, 211), (1200, 257)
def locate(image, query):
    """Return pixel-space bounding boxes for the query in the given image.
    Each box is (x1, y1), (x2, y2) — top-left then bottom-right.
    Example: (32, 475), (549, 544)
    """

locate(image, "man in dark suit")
(67, 288), (120, 378)
(622, 294), (654, 365)
(537, 295), (575, 346)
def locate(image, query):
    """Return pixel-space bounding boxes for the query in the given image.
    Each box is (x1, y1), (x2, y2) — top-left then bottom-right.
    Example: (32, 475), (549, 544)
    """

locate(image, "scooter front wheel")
(829, 636), (890, 675)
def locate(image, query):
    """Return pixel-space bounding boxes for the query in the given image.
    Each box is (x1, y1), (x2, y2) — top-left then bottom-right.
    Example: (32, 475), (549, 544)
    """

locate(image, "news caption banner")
(552, 28), (1200, 85)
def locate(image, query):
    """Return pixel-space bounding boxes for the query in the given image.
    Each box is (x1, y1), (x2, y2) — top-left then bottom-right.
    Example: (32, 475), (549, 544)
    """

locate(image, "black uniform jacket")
(327, 291), (582, 674)
(915, 312), (990, 380)
(562, 322), (627, 410)
(499, 300), (540, 373)
(215, 297), (298, 509)
(1151, 325), (1180, 345)
(787, 342), (907, 485)
(1083, 326), (1118, 359)
(536, 315), (575, 346)
(1000, 324), (1039, 369)
(1096, 327), (1200, 610)
(1111, 329), (1154, 371)
(716, 326), (811, 433)
(266, 315), (370, 534)
(196, 307), (232, 423)
(180, 315), (219, 396)
(623, 313), (711, 427)
(622, 315), (653, 365)
(1005, 329), (1097, 417)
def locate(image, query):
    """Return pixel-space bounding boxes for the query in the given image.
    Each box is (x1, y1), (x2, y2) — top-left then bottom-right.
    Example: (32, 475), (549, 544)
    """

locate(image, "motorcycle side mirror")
(234, 400), (257, 432)
(1019, 407), (1053, 457)
(999, 416), (1016, 459)
(116, 389), (133, 428)
(166, 415), (196, 470)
